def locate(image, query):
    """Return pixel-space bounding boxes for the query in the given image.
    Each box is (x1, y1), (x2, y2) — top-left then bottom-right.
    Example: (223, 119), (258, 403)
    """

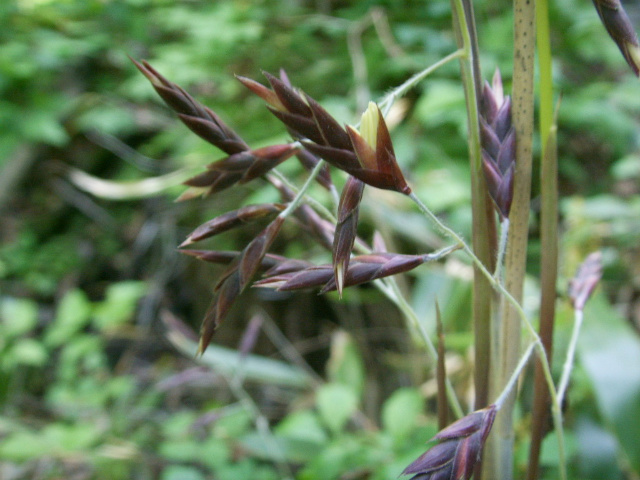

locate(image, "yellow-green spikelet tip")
(360, 101), (379, 150)
(628, 42), (640, 75)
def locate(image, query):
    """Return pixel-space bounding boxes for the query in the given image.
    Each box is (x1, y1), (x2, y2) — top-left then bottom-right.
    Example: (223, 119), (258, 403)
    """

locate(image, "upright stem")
(450, 0), (497, 413)
(487, 0), (536, 478)
(527, 0), (558, 468)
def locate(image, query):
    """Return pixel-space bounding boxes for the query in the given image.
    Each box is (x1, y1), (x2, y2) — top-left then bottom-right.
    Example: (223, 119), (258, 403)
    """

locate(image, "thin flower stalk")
(558, 252), (603, 405)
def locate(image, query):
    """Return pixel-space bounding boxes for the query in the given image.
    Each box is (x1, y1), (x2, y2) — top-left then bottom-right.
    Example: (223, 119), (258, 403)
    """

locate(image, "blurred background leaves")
(1, 0), (640, 478)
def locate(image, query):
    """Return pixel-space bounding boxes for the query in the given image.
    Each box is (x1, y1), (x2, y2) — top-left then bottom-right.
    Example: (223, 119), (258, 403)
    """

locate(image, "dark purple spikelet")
(333, 176), (365, 296)
(238, 71), (334, 190)
(239, 75), (411, 194)
(133, 59), (302, 198)
(480, 70), (515, 219)
(132, 58), (248, 155)
(179, 249), (288, 271)
(254, 251), (442, 293)
(402, 405), (497, 480)
(592, 0), (640, 76)
(197, 216), (285, 354)
(182, 144), (300, 197)
(568, 251), (603, 311)
(180, 203), (286, 247)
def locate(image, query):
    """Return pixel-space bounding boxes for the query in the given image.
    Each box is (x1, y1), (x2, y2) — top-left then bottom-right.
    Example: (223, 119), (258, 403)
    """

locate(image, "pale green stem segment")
(557, 309), (584, 407)
(495, 341), (535, 408)
(378, 49), (465, 114)
(279, 159), (328, 219)
(537, 0), (554, 156)
(494, 218), (510, 280)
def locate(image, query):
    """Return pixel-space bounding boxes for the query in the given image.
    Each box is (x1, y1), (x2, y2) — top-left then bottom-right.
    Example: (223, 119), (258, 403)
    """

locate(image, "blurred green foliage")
(1, 0), (640, 478)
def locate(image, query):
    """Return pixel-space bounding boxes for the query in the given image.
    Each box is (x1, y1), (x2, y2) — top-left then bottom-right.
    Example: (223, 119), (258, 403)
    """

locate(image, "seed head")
(332, 176), (365, 297)
(254, 250), (454, 293)
(480, 70), (515, 219)
(240, 74), (411, 194)
(402, 405), (497, 480)
(568, 251), (603, 311)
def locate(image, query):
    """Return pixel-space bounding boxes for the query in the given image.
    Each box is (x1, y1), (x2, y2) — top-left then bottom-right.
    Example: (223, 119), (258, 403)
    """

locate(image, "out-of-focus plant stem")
(527, 0), (559, 471)
(486, 0), (536, 477)
(450, 0), (496, 414)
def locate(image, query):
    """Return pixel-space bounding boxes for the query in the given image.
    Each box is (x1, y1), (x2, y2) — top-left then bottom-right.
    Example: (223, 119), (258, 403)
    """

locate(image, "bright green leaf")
(326, 331), (365, 399)
(161, 465), (205, 480)
(381, 388), (424, 443)
(578, 293), (640, 471)
(276, 410), (328, 445)
(3, 338), (48, 368)
(45, 289), (92, 347)
(0, 297), (38, 339)
(316, 383), (358, 434)
(93, 281), (147, 331)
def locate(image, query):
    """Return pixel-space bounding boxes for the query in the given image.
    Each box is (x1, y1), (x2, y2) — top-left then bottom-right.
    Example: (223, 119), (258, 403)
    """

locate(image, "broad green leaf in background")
(45, 289), (92, 348)
(161, 466), (205, 480)
(93, 280), (147, 331)
(2, 338), (48, 369)
(0, 297), (38, 339)
(577, 293), (640, 472)
(326, 331), (366, 399)
(574, 418), (623, 480)
(316, 383), (358, 434)
(381, 387), (424, 445)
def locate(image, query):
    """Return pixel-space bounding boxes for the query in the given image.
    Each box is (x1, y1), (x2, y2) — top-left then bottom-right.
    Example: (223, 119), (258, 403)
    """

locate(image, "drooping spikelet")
(592, 0), (640, 76)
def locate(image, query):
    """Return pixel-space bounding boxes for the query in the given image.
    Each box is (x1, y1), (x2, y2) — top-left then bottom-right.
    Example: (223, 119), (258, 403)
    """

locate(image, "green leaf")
(0, 297), (39, 339)
(574, 417), (624, 479)
(3, 338), (48, 368)
(213, 408), (253, 439)
(326, 331), (365, 399)
(577, 293), (640, 471)
(161, 465), (205, 480)
(0, 429), (53, 461)
(45, 289), (92, 347)
(276, 410), (328, 445)
(159, 440), (203, 463)
(381, 388), (424, 443)
(316, 383), (358, 434)
(242, 432), (320, 463)
(93, 281), (147, 331)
